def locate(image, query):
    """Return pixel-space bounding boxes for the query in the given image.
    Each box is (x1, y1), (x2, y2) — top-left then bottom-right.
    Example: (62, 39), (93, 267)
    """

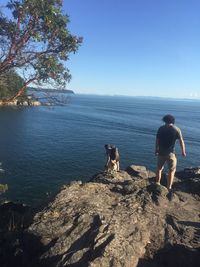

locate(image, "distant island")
(28, 87), (75, 94)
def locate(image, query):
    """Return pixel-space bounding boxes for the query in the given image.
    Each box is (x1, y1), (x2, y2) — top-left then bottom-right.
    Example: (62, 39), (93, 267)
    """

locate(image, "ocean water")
(0, 94), (200, 207)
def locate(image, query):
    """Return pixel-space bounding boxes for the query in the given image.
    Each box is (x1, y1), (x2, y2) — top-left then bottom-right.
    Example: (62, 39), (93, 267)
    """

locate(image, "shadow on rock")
(40, 215), (115, 267)
(173, 178), (200, 196)
(147, 183), (168, 205)
(0, 202), (45, 267)
(174, 168), (200, 196)
(111, 180), (140, 195)
(137, 244), (200, 267)
(0, 231), (44, 267)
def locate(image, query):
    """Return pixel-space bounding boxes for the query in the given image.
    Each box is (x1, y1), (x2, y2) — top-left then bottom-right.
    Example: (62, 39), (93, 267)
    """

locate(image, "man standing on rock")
(155, 114), (186, 190)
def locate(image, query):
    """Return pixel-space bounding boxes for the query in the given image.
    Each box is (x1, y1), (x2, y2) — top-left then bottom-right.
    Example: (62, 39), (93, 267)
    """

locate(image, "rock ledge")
(0, 166), (200, 267)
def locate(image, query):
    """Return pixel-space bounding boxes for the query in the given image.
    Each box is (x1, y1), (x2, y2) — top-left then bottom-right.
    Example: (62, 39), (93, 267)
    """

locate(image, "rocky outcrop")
(0, 96), (41, 106)
(0, 166), (200, 267)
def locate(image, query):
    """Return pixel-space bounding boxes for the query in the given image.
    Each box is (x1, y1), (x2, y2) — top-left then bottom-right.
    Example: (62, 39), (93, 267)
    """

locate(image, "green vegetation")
(0, 0), (82, 103)
(0, 184), (8, 194)
(0, 71), (24, 100)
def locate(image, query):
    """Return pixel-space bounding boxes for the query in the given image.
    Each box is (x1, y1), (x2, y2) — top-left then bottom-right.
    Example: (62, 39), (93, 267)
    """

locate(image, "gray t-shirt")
(156, 124), (182, 156)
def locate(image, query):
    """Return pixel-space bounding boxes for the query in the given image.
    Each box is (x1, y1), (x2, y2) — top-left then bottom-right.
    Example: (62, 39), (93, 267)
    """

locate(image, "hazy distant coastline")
(77, 93), (200, 102)
(28, 87), (75, 94)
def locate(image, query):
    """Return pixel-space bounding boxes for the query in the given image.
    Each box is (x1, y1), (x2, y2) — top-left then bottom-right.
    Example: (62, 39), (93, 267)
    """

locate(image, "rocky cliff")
(0, 166), (200, 267)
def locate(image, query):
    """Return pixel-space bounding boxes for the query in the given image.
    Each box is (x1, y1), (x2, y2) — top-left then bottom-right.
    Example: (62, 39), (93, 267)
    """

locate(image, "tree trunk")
(2, 78), (36, 105)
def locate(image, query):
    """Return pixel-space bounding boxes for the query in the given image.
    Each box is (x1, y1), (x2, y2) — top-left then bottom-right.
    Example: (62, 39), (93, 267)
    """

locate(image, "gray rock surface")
(25, 166), (200, 267)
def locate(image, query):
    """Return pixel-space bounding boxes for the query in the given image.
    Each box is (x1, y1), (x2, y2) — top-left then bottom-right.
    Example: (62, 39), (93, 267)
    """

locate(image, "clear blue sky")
(63, 0), (200, 98)
(1, 0), (200, 98)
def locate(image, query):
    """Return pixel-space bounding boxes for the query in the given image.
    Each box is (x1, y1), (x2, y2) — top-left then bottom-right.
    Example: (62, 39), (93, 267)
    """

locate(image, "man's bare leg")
(167, 170), (176, 190)
(117, 162), (119, 171)
(156, 168), (163, 185)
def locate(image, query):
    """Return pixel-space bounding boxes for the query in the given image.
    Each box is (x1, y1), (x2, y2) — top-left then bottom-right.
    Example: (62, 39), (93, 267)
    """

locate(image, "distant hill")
(28, 87), (75, 94)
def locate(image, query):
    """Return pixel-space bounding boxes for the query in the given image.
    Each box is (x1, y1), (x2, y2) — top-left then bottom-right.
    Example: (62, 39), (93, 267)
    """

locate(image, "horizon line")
(73, 92), (200, 101)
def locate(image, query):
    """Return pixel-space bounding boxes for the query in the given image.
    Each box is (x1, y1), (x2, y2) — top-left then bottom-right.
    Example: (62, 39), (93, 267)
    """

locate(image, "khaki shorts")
(157, 153), (177, 171)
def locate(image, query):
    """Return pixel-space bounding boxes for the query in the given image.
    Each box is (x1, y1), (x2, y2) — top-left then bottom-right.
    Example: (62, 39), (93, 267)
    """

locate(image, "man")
(155, 114), (186, 190)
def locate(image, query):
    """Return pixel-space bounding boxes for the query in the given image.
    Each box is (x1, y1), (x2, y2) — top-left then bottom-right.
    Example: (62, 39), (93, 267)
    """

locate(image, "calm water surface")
(0, 95), (199, 206)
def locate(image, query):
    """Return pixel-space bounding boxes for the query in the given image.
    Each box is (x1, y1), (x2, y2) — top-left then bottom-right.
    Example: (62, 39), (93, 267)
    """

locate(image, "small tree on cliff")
(0, 0), (82, 103)
(0, 70), (24, 100)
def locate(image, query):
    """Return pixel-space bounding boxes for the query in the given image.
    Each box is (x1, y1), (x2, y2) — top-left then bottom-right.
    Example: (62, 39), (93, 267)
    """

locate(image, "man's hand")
(182, 151), (186, 157)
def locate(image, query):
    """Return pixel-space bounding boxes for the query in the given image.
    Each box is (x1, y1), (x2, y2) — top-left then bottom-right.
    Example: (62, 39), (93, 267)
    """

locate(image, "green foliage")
(0, 71), (24, 100)
(0, 184), (8, 194)
(0, 0), (82, 99)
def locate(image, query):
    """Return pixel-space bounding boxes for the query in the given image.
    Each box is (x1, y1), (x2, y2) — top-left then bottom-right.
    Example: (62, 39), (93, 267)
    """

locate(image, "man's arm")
(177, 128), (186, 157)
(179, 138), (186, 157)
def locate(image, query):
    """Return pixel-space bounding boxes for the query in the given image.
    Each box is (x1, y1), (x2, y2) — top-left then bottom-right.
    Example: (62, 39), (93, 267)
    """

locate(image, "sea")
(0, 94), (200, 207)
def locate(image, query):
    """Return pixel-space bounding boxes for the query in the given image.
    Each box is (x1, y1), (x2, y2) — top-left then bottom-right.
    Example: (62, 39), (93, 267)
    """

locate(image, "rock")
(126, 165), (155, 180)
(176, 167), (200, 179)
(0, 166), (200, 267)
(174, 168), (200, 196)
(147, 183), (169, 205)
(32, 101), (41, 106)
(126, 165), (148, 178)
(0, 96), (42, 107)
(27, 167), (200, 267)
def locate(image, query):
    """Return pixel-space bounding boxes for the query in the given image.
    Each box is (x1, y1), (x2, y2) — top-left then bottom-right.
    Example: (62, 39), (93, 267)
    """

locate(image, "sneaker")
(167, 189), (174, 201)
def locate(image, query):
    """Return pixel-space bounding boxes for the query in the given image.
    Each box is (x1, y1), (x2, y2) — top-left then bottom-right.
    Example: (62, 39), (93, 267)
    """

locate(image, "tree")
(0, 70), (24, 100)
(0, 0), (82, 104)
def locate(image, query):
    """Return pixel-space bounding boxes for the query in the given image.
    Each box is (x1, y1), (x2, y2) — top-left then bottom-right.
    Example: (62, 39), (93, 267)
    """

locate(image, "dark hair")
(162, 114), (175, 124)
(104, 144), (116, 149)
